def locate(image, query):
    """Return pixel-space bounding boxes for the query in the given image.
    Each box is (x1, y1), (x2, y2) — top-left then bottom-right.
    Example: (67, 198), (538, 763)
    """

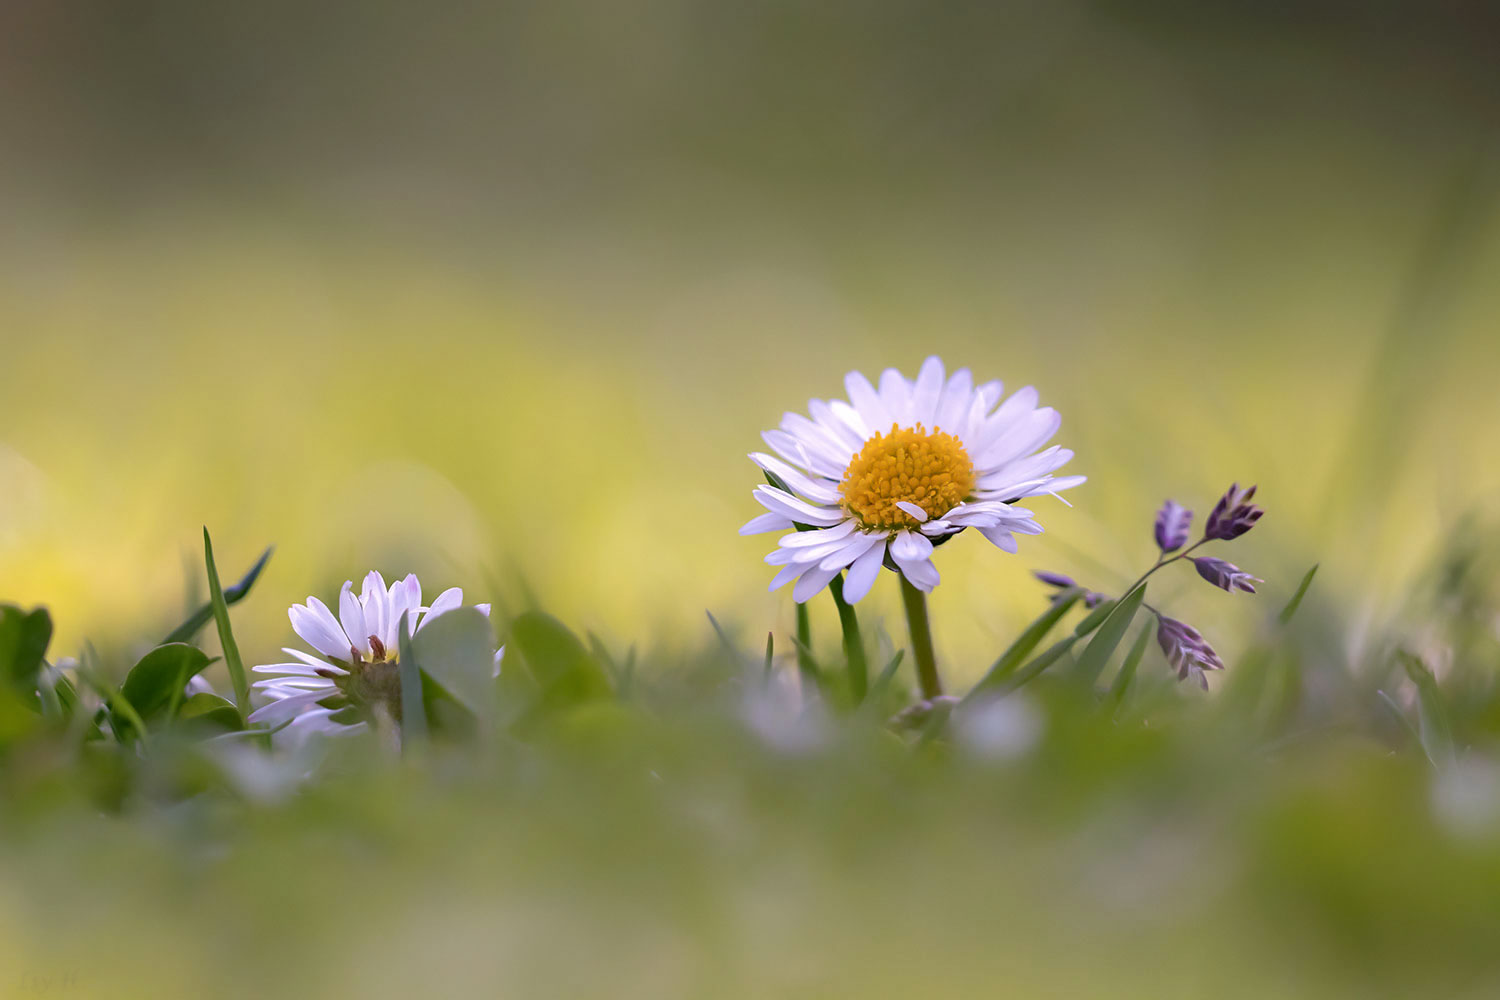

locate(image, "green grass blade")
(1003, 635), (1080, 692)
(203, 529), (251, 727)
(1106, 623), (1153, 712)
(1071, 584), (1147, 688)
(1278, 564), (1319, 625)
(966, 587), (1084, 702)
(1399, 651), (1455, 769)
(162, 546), (272, 645)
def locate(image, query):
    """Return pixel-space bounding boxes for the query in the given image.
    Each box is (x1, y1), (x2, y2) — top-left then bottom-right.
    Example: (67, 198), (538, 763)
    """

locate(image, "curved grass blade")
(1399, 651), (1455, 769)
(965, 587), (1084, 703)
(1071, 584), (1147, 688)
(162, 546), (272, 646)
(1278, 564), (1319, 625)
(1106, 622), (1153, 713)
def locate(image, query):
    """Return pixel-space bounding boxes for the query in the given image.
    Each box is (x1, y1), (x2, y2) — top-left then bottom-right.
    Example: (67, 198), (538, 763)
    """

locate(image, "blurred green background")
(3, 3), (1500, 998)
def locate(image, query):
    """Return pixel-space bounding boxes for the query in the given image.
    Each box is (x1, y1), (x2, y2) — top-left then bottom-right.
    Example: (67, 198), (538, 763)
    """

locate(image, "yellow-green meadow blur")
(2, 5), (1500, 998)
(3, 3), (1496, 676)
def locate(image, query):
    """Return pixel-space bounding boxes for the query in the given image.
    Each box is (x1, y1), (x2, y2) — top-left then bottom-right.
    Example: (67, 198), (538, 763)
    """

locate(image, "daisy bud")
(1155, 615), (1225, 682)
(1191, 556), (1261, 594)
(1204, 483), (1263, 541)
(1153, 500), (1193, 553)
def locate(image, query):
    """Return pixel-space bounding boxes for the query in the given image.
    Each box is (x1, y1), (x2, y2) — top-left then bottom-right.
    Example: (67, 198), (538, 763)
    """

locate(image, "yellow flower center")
(840, 424), (976, 531)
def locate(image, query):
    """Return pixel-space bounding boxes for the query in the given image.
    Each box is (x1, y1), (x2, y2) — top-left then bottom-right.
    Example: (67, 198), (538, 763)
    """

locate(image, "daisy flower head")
(250, 571), (502, 739)
(742, 356), (1084, 604)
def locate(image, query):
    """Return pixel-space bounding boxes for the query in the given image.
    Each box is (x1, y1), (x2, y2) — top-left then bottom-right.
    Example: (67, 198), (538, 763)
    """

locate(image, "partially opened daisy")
(250, 572), (503, 740)
(742, 356), (1083, 696)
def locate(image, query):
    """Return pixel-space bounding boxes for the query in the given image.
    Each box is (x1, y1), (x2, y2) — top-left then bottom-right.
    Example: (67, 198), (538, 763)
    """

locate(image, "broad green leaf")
(177, 692), (244, 732)
(120, 643), (216, 720)
(1400, 651), (1455, 769)
(1071, 584), (1147, 687)
(0, 605), (53, 699)
(966, 587), (1085, 701)
(411, 608), (500, 727)
(1278, 564), (1319, 625)
(162, 546), (272, 645)
(507, 612), (612, 731)
(397, 614), (429, 746)
(203, 530), (251, 725)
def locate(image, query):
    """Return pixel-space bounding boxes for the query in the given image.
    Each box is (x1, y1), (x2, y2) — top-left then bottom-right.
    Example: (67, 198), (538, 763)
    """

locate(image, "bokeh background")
(2, 0), (1498, 676)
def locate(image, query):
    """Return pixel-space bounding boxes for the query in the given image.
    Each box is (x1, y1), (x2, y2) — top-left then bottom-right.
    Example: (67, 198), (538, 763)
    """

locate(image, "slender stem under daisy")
(827, 574), (868, 704)
(794, 602), (818, 691)
(899, 575), (942, 700)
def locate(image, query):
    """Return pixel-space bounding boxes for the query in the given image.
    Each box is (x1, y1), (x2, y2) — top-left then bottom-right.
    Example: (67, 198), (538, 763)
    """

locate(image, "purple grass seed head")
(1154, 500), (1193, 553)
(1191, 556), (1262, 595)
(1205, 483), (1263, 541)
(1155, 615), (1226, 683)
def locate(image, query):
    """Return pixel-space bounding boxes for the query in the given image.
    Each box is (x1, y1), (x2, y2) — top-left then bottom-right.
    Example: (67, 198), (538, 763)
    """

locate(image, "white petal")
(975, 407), (1061, 470)
(878, 368), (914, 427)
(889, 530), (934, 562)
(777, 520), (857, 548)
(792, 563), (842, 604)
(767, 562), (804, 593)
(740, 512), (794, 535)
(290, 600), (352, 661)
(844, 369), (892, 432)
(840, 539), (888, 604)
(894, 500), (929, 523)
(753, 486), (847, 527)
(750, 452), (842, 504)
(935, 367), (973, 436)
(817, 532), (882, 571)
(339, 582), (371, 657)
(360, 571), (390, 650)
(420, 587), (464, 628)
(981, 526), (1019, 553)
(910, 356), (946, 426)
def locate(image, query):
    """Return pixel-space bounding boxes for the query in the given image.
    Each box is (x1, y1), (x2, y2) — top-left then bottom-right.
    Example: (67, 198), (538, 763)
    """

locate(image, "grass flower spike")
(251, 572), (501, 739)
(742, 356), (1084, 604)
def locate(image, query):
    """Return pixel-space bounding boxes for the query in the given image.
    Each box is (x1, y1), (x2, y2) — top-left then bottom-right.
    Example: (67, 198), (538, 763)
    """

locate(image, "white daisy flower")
(250, 571), (504, 738)
(741, 356), (1084, 604)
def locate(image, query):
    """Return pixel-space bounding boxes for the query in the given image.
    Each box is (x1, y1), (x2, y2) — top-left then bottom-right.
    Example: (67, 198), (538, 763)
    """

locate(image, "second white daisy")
(250, 571), (503, 739)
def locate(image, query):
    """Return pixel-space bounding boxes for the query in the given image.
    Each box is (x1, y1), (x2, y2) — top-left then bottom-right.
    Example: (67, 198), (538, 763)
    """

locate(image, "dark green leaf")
(0, 605), (53, 699)
(177, 692), (244, 732)
(502, 612), (612, 733)
(121, 643), (215, 720)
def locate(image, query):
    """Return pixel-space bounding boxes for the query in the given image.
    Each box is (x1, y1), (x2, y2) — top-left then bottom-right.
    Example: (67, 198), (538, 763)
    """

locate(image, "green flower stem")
(827, 574), (868, 704)
(899, 575), (942, 700)
(795, 602), (817, 689)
